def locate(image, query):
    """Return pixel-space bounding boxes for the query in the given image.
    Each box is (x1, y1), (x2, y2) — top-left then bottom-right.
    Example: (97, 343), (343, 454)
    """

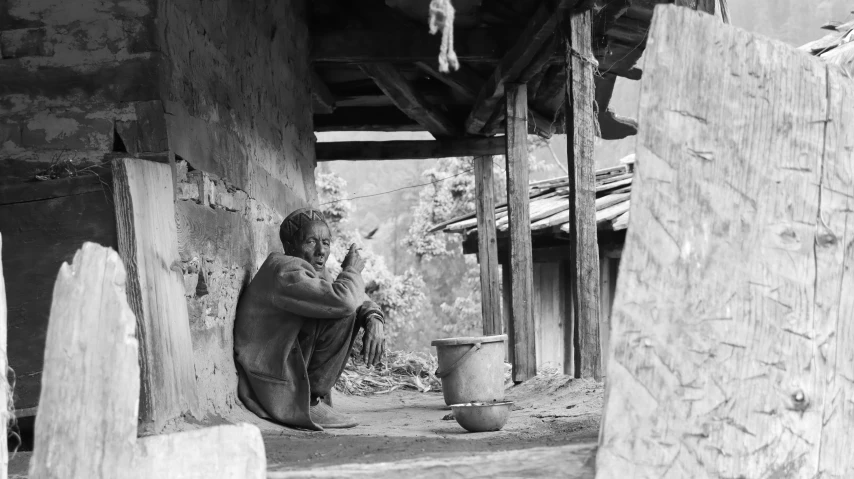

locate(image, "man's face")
(291, 221), (331, 272)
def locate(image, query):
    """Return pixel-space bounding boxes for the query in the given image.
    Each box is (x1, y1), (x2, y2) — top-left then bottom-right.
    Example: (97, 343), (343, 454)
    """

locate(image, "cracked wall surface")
(1, 0), (315, 421)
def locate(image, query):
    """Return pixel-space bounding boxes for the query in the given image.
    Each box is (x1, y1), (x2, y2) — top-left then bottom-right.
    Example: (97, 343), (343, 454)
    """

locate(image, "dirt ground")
(7, 373), (602, 477)
(265, 374), (603, 474)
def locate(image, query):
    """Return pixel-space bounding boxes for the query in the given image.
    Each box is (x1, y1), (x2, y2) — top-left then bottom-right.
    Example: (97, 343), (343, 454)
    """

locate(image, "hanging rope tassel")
(428, 0), (459, 73)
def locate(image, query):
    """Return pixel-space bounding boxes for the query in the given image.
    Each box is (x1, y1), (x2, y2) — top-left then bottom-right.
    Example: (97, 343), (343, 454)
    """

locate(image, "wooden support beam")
(414, 62), (484, 103)
(598, 6), (854, 477)
(311, 69), (336, 114)
(465, 0), (571, 136)
(313, 106), (423, 132)
(312, 27), (564, 64)
(316, 137), (505, 161)
(474, 156), (502, 336)
(504, 84), (536, 382)
(113, 158), (201, 433)
(566, 10), (601, 380)
(598, 254), (612, 379)
(29, 243), (266, 478)
(360, 63), (460, 138)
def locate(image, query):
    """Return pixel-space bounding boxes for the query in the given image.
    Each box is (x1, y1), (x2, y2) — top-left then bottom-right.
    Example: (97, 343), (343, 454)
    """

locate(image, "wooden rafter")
(360, 62), (460, 138)
(312, 27), (564, 64)
(316, 137), (505, 161)
(414, 62), (483, 103)
(311, 69), (336, 114)
(464, 0), (573, 136)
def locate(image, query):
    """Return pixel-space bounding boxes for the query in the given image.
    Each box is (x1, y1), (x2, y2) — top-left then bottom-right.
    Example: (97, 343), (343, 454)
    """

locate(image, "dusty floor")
(7, 374), (602, 477)
(265, 374), (603, 474)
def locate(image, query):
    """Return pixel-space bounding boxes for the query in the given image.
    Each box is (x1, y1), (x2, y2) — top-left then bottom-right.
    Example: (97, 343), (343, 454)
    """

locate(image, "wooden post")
(29, 243), (266, 478)
(113, 158), (200, 432)
(474, 155), (502, 335)
(598, 6), (854, 477)
(0, 234), (8, 479)
(504, 84), (536, 382)
(598, 254), (612, 379)
(566, 10), (601, 380)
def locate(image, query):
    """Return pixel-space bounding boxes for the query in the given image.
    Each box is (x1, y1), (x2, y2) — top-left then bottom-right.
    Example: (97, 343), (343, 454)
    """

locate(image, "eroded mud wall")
(159, 0), (316, 419)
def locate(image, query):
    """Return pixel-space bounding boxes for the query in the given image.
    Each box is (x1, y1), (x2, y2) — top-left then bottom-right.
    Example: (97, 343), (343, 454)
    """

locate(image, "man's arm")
(271, 261), (364, 319)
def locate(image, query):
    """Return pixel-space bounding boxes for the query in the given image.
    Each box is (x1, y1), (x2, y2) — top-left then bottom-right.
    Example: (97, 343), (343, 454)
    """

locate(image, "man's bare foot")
(310, 402), (359, 429)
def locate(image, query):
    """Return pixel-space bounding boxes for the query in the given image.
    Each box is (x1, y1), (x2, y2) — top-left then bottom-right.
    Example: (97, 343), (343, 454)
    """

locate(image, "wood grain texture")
(598, 255), (612, 379)
(311, 69), (336, 114)
(0, 190), (117, 410)
(268, 442), (596, 478)
(533, 262), (568, 371)
(29, 243), (139, 478)
(597, 6), (854, 478)
(112, 158), (200, 432)
(474, 156), (503, 336)
(504, 84), (536, 382)
(316, 137), (505, 161)
(464, 0), (570, 135)
(133, 424), (266, 479)
(567, 10), (601, 380)
(360, 63), (459, 138)
(0, 235), (7, 479)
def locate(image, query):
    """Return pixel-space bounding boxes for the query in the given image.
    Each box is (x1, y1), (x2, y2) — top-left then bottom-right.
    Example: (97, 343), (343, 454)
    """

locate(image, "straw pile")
(335, 350), (443, 395)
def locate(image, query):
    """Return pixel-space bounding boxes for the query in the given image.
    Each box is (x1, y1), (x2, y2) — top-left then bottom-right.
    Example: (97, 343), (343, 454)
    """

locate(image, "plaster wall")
(0, 0), (316, 423)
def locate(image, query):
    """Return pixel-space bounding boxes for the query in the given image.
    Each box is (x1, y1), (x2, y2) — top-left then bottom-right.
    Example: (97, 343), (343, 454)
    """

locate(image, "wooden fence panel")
(598, 6), (854, 478)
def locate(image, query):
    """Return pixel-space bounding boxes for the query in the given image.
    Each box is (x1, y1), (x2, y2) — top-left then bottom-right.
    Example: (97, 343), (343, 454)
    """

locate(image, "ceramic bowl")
(449, 401), (513, 432)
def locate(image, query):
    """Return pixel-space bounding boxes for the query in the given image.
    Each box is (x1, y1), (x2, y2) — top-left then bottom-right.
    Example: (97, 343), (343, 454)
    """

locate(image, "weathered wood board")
(267, 442), (597, 478)
(30, 243), (140, 478)
(474, 155), (502, 336)
(113, 158), (200, 431)
(533, 262), (568, 372)
(598, 6), (854, 478)
(566, 10), (601, 380)
(29, 243), (266, 478)
(0, 234), (9, 479)
(0, 178), (117, 410)
(505, 84), (537, 382)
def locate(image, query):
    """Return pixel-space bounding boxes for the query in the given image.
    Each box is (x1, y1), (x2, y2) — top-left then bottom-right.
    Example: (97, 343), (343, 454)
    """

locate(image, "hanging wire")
(319, 167), (475, 206)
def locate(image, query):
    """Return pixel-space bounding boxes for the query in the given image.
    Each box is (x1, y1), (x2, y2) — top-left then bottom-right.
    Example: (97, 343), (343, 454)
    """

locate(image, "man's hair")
(280, 208), (328, 251)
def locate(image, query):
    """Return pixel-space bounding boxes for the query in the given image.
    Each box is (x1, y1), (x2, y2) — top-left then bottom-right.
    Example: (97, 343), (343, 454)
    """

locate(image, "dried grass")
(335, 350), (443, 396)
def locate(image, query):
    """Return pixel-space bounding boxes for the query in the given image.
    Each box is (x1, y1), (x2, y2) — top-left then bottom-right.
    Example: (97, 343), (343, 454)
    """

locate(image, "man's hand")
(341, 243), (366, 273)
(361, 316), (385, 366)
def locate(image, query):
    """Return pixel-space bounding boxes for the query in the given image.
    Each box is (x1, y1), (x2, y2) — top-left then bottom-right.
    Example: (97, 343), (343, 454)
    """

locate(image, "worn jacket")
(234, 252), (381, 430)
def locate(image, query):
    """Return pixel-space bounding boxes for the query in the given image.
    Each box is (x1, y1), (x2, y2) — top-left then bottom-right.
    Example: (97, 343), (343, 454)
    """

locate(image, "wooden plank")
(566, 10), (600, 380)
(360, 63), (460, 138)
(311, 69), (337, 114)
(504, 84), (536, 382)
(595, 177), (631, 193)
(0, 234), (7, 479)
(611, 211), (629, 231)
(464, 0), (571, 135)
(597, 6), (854, 477)
(267, 442), (597, 478)
(133, 424), (266, 478)
(474, 156), (503, 336)
(533, 262), (567, 371)
(1, 190), (117, 410)
(0, 173), (110, 205)
(313, 106), (423, 132)
(112, 158), (200, 432)
(316, 137), (505, 161)
(598, 255), (611, 379)
(501, 261), (514, 368)
(30, 243), (140, 478)
(414, 62), (483, 103)
(312, 27), (563, 64)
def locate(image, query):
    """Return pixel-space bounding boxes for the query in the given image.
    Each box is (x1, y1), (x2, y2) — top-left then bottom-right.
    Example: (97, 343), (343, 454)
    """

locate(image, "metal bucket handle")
(435, 341), (482, 379)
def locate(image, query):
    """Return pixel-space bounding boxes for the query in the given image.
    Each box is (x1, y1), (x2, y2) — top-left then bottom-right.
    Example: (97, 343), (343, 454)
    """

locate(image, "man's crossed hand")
(361, 315), (385, 366)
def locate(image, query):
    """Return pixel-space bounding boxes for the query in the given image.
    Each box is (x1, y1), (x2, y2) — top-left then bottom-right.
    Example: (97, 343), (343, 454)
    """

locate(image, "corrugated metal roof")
(435, 154), (635, 236)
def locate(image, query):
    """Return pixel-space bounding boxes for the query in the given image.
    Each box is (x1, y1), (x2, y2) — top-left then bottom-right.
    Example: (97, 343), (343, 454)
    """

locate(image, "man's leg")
(298, 313), (363, 403)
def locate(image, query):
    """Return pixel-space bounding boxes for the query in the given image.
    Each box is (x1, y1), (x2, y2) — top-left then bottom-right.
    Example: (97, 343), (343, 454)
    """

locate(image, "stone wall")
(0, 0), (316, 423)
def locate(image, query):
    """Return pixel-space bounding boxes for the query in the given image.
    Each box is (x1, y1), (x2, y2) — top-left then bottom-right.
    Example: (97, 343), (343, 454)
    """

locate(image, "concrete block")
(0, 27), (52, 59)
(176, 182), (199, 201)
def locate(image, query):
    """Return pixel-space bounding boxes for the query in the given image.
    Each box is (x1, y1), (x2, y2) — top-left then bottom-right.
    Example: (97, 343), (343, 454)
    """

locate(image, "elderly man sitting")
(234, 208), (386, 430)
